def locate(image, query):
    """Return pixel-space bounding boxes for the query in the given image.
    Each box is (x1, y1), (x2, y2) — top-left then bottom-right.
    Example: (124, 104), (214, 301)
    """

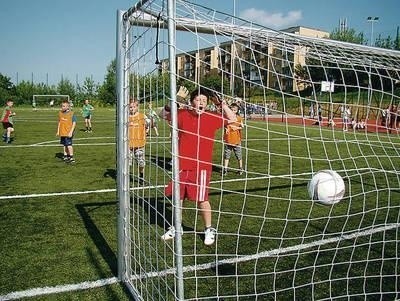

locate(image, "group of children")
(3, 89), (244, 246)
(1, 98), (94, 165)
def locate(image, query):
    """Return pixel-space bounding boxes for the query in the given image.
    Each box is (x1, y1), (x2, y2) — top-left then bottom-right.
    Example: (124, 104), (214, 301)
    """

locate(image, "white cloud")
(239, 8), (303, 29)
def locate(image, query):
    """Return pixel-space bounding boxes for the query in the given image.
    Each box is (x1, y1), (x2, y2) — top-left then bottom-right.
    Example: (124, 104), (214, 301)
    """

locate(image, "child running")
(1, 99), (16, 144)
(57, 100), (77, 163)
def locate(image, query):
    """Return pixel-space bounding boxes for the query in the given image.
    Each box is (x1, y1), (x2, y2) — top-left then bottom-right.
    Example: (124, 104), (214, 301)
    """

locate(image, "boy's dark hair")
(230, 103), (239, 110)
(190, 86), (212, 102)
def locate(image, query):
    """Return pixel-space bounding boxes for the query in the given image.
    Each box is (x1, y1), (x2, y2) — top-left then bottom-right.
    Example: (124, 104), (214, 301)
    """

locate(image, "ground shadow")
(149, 155), (172, 172)
(55, 152), (64, 159)
(103, 168), (117, 181)
(76, 201), (118, 276)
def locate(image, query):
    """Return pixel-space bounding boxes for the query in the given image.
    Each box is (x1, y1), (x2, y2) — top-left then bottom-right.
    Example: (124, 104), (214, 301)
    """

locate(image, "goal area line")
(2, 223), (398, 300)
(0, 167), (389, 201)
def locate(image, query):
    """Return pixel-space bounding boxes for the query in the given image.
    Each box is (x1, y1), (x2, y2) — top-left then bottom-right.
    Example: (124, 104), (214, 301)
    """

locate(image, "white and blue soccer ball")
(308, 170), (345, 205)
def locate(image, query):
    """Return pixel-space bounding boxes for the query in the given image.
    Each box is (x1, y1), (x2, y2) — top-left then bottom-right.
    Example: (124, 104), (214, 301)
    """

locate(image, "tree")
(200, 74), (230, 95)
(0, 73), (15, 104)
(395, 26), (400, 50)
(375, 34), (395, 49)
(80, 76), (98, 100)
(57, 78), (76, 100)
(330, 27), (366, 45)
(98, 59), (116, 105)
(15, 80), (36, 105)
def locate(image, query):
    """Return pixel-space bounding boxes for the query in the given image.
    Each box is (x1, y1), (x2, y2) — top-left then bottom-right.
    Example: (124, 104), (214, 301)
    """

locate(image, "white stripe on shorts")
(199, 169), (207, 202)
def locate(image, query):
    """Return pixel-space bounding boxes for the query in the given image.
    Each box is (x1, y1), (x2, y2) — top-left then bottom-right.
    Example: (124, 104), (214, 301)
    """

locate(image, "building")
(162, 26), (329, 94)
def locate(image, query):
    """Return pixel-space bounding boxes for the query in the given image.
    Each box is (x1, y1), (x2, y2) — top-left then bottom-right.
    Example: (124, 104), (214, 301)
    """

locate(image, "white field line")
(0, 278), (119, 300)
(0, 185), (166, 200)
(0, 188), (117, 200)
(1, 223), (398, 300)
(0, 167), (392, 201)
(0, 137), (169, 148)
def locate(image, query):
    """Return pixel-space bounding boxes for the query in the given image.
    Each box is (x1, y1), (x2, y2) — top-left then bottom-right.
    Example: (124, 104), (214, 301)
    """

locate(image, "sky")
(0, 0), (398, 86)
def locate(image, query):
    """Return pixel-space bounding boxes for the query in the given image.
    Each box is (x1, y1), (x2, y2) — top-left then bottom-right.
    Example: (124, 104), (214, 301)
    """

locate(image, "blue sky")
(0, 0), (398, 86)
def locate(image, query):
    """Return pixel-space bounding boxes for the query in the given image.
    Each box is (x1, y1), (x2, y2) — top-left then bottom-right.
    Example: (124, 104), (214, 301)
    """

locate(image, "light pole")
(366, 17), (379, 111)
(367, 16), (379, 46)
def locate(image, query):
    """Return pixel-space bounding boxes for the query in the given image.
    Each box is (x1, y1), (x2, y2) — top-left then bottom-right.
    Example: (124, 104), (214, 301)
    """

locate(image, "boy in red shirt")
(1, 100), (16, 144)
(161, 87), (237, 245)
(222, 103), (244, 175)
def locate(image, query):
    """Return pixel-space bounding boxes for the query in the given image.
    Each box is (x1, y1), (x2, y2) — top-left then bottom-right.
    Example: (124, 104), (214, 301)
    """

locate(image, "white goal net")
(116, 1), (400, 300)
(32, 94), (70, 109)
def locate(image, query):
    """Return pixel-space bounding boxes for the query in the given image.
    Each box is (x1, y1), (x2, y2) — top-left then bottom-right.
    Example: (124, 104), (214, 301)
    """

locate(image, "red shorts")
(165, 169), (211, 202)
(2, 122), (13, 129)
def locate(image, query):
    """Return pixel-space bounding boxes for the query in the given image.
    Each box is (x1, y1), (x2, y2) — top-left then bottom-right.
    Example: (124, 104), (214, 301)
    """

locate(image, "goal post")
(32, 94), (70, 109)
(116, 1), (400, 300)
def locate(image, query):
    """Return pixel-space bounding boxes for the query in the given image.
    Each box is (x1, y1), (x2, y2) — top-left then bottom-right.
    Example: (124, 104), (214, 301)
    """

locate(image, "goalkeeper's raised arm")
(159, 85), (189, 121)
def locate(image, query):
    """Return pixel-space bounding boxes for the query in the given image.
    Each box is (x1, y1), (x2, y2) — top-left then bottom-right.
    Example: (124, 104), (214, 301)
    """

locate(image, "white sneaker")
(161, 226), (175, 241)
(204, 227), (216, 246)
(161, 226), (183, 241)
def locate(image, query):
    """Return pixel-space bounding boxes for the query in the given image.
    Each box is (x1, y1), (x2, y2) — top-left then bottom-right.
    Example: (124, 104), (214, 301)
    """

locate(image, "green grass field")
(0, 107), (399, 300)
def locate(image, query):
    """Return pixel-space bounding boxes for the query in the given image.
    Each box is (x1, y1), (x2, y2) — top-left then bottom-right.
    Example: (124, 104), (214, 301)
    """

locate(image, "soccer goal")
(116, 1), (400, 300)
(32, 94), (70, 110)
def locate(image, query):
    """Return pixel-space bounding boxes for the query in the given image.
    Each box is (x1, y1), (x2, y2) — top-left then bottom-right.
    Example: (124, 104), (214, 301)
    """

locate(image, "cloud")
(239, 8), (303, 29)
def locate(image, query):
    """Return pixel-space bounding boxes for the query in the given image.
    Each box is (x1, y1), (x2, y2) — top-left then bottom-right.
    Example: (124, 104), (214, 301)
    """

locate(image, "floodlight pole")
(366, 16), (379, 108)
(367, 16), (379, 47)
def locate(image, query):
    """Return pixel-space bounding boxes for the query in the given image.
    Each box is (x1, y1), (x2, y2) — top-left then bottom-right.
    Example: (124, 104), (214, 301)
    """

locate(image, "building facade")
(162, 26), (329, 94)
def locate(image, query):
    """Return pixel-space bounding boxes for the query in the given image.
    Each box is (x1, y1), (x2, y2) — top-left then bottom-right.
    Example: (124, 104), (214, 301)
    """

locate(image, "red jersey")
(177, 109), (224, 170)
(1, 106), (13, 124)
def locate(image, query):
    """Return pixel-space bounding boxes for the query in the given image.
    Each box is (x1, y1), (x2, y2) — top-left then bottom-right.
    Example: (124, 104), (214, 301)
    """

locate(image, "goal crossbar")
(128, 6), (400, 69)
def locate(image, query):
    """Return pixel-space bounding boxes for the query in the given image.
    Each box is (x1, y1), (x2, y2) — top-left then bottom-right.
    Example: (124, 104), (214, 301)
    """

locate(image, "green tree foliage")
(57, 78), (76, 100)
(79, 76), (98, 100)
(375, 28), (400, 50)
(0, 73), (16, 104)
(330, 27), (366, 45)
(200, 74), (230, 95)
(15, 80), (36, 105)
(394, 27), (400, 50)
(98, 59), (116, 105)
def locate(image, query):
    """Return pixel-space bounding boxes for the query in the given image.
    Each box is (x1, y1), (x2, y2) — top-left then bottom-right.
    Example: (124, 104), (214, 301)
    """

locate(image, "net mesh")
(119, 1), (400, 299)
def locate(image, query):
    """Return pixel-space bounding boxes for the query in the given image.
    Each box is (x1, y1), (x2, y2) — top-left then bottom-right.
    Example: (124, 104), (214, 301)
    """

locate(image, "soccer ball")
(308, 170), (345, 205)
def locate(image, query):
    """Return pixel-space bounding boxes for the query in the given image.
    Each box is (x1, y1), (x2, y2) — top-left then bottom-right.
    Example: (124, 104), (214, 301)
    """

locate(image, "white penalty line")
(0, 185), (165, 200)
(1, 223), (399, 300)
(0, 277), (119, 300)
(135, 223), (400, 278)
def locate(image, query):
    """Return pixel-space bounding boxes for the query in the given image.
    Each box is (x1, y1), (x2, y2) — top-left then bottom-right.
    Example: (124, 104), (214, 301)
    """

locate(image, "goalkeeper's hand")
(176, 86), (189, 102)
(210, 92), (224, 107)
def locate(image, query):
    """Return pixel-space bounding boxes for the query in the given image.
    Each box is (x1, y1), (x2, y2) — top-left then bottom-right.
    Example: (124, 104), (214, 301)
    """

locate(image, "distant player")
(57, 100), (77, 163)
(1, 99), (16, 144)
(222, 103), (244, 175)
(146, 102), (160, 137)
(81, 99), (94, 132)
